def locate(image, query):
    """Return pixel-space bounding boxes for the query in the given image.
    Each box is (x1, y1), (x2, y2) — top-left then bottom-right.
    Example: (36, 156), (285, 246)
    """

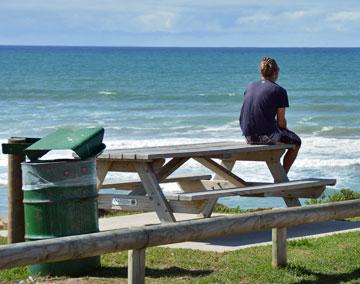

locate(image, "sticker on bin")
(112, 198), (138, 206)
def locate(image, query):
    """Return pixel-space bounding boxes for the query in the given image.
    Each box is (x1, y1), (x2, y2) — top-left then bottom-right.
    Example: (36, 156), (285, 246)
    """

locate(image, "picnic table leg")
(194, 158), (247, 186)
(130, 157), (188, 196)
(156, 157), (189, 180)
(201, 160), (236, 218)
(266, 161), (301, 207)
(96, 160), (112, 190)
(135, 162), (176, 222)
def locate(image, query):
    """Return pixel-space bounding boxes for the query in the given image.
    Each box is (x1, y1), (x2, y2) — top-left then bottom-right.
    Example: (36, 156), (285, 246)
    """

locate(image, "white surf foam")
(201, 121), (239, 133)
(300, 136), (360, 158)
(320, 126), (335, 132)
(98, 91), (116, 96)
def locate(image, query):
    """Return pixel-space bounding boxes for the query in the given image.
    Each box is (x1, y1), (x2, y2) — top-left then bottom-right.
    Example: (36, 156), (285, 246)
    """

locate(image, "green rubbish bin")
(22, 158), (100, 276)
(21, 127), (105, 276)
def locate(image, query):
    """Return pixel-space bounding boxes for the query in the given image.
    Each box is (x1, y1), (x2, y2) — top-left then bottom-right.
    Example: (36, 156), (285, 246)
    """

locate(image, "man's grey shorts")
(245, 128), (301, 146)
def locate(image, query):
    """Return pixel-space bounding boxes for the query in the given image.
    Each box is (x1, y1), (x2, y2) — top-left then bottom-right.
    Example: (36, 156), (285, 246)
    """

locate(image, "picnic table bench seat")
(165, 178), (337, 201)
(98, 178), (336, 214)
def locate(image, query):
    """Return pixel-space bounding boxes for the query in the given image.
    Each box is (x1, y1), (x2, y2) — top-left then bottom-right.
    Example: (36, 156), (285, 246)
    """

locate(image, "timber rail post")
(6, 138), (26, 243)
(2, 137), (40, 243)
(0, 199), (360, 282)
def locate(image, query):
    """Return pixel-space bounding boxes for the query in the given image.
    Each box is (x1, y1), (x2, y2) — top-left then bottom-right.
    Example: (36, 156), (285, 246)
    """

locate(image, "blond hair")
(259, 57), (279, 79)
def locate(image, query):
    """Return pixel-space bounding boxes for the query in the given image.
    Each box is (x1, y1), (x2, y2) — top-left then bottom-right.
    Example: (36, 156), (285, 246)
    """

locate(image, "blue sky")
(1, 0), (360, 47)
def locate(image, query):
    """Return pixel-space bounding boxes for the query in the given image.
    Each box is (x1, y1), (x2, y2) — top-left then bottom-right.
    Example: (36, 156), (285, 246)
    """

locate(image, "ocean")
(0, 46), (359, 217)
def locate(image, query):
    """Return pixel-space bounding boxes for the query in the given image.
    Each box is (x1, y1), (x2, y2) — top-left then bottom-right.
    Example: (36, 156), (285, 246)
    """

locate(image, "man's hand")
(277, 107), (287, 129)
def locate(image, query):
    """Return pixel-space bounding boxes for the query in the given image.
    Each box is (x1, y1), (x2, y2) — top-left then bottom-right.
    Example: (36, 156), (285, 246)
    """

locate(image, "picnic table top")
(97, 141), (294, 161)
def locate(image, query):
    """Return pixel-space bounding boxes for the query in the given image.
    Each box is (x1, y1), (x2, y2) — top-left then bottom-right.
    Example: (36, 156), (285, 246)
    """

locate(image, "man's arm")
(277, 107), (287, 129)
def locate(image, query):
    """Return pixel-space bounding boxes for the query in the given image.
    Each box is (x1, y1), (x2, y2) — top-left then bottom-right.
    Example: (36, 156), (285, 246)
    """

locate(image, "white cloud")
(235, 13), (271, 25)
(327, 11), (360, 22)
(134, 11), (177, 32)
(325, 11), (360, 33)
(283, 10), (306, 20)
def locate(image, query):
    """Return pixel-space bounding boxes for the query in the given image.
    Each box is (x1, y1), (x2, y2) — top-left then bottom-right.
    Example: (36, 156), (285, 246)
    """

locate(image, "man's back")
(240, 80), (288, 136)
(239, 57), (301, 173)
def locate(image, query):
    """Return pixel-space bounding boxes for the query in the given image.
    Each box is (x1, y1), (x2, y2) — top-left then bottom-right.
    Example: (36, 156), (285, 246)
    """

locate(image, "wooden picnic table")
(96, 141), (336, 222)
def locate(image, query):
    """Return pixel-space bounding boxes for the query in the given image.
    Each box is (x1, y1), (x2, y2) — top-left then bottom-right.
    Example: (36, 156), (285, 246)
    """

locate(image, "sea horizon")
(1, 45), (360, 49)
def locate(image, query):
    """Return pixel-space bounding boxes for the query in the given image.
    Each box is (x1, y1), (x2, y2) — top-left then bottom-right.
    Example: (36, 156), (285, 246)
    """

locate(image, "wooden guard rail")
(1, 199), (360, 283)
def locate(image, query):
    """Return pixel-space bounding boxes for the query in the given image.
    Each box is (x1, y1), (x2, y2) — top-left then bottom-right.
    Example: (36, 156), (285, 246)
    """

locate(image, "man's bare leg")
(283, 145), (300, 174)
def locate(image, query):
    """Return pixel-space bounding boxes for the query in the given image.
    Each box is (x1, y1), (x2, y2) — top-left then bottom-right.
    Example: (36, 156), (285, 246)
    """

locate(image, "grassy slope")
(1, 231), (360, 283)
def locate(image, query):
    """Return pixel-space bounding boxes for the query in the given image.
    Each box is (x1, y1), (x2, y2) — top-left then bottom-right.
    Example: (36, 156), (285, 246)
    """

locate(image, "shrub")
(305, 188), (360, 205)
(327, 188), (360, 202)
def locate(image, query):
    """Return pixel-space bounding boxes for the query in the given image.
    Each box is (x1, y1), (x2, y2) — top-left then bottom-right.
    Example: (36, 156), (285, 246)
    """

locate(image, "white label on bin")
(112, 198), (138, 207)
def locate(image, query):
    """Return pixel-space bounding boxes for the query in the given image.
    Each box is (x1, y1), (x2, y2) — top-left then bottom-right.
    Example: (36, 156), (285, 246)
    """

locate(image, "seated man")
(239, 57), (301, 173)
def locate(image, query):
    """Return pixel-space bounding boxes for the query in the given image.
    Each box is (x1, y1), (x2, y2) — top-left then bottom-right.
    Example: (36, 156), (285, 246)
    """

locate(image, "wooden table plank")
(99, 141), (238, 158)
(100, 174), (212, 190)
(98, 194), (206, 214)
(110, 142), (292, 156)
(98, 142), (294, 160)
(102, 141), (238, 154)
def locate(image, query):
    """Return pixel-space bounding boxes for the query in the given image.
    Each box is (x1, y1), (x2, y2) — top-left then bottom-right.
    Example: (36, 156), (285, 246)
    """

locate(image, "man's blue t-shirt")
(239, 80), (289, 136)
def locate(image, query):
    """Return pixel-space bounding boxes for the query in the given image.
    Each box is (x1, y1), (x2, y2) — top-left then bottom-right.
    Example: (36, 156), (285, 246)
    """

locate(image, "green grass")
(1, 231), (360, 283)
(0, 237), (28, 283)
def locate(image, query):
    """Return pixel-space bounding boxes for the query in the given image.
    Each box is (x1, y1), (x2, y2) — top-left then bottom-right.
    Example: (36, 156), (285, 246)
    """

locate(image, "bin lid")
(2, 137), (40, 155)
(24, 127), (106, 160)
